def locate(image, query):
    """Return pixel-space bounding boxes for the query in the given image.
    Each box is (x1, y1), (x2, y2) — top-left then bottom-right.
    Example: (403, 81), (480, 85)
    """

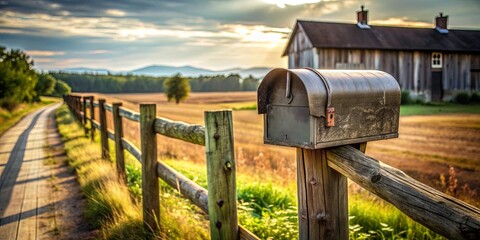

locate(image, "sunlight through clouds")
(105, 9), (126, 17)
(370, 18), (432, 28)
(263, 0), (325, 8)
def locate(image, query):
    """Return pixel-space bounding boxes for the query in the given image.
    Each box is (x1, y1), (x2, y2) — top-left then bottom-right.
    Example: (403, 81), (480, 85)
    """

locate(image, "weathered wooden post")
(98, 99), (109, 160)
(140, 104), (159, 233)
(89, 96), (95, 141)
(75, 96), (81, 121)
(112, 102), (126, 181)
(257, 68), (401, 239)
(205, 110), (238, 240)
(82, 96), (88, 134)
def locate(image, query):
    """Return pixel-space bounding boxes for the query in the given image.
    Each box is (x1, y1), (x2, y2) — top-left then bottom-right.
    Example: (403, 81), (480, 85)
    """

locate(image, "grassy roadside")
(0, 97), (60, 135)
(55, 104), (209, 239)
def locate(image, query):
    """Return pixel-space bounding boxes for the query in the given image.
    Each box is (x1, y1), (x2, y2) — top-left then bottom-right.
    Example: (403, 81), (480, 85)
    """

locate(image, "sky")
(1, 0), (479, 71)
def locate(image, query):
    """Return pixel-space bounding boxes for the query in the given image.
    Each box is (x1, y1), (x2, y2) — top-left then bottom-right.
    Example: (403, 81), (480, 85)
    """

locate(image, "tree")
(163, 73), (190, 104)
(0, 46), (37, 110)
(51, 80), (71, 97)
(242, 75), (260, 91)
(34, 73), (56, 100)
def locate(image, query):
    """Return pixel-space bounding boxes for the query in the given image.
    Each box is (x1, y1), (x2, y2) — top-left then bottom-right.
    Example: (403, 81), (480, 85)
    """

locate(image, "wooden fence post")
(98, 99), (109, 160)
(112, 102), (126, 181)
(205, 110), (238, 240)
(82, 96), (88, 134)
(140, 104), (159, 233)
(296, 148), (348, 240)
(76, 96), (81, 121)
(89, 96), (95, 141)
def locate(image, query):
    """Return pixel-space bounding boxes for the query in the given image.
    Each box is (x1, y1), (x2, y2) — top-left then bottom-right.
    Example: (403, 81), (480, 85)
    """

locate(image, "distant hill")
(58, 65), (272, 78)
(131, 65), (216, 76)
(62, 67), (111, 75)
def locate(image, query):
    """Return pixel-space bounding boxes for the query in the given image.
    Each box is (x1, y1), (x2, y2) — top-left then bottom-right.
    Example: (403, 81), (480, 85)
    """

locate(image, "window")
(432, 52), (442, 68)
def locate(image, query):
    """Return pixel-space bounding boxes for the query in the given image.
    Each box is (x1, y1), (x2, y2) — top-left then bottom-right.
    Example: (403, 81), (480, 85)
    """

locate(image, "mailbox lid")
(258, 68), (401, 119)
(312, 69), (401, 111)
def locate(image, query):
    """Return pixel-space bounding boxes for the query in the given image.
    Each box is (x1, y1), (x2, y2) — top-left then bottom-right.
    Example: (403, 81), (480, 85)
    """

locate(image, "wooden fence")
(63, 95), (480, 240)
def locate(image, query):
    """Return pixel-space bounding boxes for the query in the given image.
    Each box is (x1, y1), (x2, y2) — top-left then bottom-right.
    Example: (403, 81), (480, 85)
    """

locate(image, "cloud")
(263, 0), (324, 8)
(89, 50), (109, 54)
(25, 50), (65, 56)
(33, 58), (55, 63)
(105, 9), (126, 17)
(1, 0), (479, 71)
(370, 17), (431, 28)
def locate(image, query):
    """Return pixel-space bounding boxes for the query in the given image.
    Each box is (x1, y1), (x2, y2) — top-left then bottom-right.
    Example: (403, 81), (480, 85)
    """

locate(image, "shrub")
(454, 92), (470, 104)
(470, 92), (480, 103)
(400, 90), (413, 105)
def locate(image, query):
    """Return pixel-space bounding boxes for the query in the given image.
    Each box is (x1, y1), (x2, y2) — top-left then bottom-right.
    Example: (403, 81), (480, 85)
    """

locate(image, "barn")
(283, 6), (480, 102)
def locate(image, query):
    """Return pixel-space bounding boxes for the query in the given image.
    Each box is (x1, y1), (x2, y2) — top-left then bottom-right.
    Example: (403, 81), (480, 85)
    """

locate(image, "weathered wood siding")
(287, 28), (480, 96)
(287, 25), (314, 68)
(471, 54), (480, 90)
(443, 53), (471, 91)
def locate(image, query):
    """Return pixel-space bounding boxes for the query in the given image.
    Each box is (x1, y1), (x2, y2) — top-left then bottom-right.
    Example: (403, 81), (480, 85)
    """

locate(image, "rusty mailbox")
(257, 68), (401, 149)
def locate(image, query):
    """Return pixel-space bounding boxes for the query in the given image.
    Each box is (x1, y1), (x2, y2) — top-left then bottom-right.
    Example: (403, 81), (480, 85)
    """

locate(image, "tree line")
(0, 46), (71, 111)
(49, 72), (260, 93)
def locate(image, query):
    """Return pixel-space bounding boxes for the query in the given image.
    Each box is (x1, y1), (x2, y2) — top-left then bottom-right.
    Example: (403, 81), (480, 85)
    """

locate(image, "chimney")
(357, 5), (370, 29)
(435, 12), (448, 33)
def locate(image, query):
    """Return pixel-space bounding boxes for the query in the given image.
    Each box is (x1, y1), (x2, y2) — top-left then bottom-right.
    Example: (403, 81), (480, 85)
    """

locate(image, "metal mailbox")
(257, 68), (401, 149)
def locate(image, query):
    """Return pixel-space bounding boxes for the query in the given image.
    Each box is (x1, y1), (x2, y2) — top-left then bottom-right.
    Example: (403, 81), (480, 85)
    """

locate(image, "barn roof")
(282, 20), (480, 56)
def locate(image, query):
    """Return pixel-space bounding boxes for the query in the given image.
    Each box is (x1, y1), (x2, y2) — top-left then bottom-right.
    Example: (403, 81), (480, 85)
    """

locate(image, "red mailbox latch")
(326, 108), (335, 127)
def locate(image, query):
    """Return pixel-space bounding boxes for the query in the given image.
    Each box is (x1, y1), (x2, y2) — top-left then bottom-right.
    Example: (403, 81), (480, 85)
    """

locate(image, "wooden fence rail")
(63, 94), (480, 240)
(64, 95), (260, 240)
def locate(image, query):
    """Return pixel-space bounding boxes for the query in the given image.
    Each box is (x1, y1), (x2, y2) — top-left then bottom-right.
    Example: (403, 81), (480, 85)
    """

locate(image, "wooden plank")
(140, 104), (159, 234)
(296, 148), (348, 240)
(239, 225), (261, 240)
(0, 110), (41, 239)
(326, 145), (480, 240)
(205, 110), (238, 240)
(121, 138), (141, 162)
(154, 117), (205, 146)
(118, 107), (140, 122)
(17, 111), (44, 240)
(156, 161), (208, 213)
(296, 148), (308, 240)
(89, 96), (95, 141)
(82, 97), (87, 135)
(98, 99), (109, 160)
(112, 103), (126, 181)
(104, 103), (113, 112)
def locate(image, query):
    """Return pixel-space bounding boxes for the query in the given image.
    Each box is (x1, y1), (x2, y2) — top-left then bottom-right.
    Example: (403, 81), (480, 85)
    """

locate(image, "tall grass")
(164, 159), (445, 240)
(56, 105), (209, 239)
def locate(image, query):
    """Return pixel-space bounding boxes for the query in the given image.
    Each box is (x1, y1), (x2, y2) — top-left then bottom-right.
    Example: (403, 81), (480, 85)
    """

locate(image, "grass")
(55, 104), (209, 239)
(56, 105), (149, 239)
(0, 96), (60, 135)
(163, 159), (444, 239)
(400, 103), (480, 116)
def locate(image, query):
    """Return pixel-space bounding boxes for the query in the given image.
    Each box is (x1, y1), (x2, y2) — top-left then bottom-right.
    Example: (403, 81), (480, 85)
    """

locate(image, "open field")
(80, 92), (480, 206)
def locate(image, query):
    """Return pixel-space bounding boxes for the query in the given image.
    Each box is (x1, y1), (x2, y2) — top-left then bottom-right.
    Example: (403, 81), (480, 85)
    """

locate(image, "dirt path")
(0, 104), (94, 240)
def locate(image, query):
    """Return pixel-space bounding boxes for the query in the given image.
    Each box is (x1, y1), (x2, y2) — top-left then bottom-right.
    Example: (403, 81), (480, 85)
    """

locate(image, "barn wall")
(471, 54), (480, 91)
(288, 44), (479, 98)
(287, 25), (313, 68)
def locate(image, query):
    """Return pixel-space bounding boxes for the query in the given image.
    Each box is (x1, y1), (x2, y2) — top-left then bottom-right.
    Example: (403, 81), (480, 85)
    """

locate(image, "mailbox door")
(265, 105), (312, 148)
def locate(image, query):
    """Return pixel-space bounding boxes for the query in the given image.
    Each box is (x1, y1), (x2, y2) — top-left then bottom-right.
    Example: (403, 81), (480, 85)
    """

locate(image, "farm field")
(81, 92), (480, 206)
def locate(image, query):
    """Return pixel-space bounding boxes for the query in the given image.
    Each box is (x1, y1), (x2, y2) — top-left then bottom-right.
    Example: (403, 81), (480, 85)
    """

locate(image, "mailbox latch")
(326, 108), (335, 127)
